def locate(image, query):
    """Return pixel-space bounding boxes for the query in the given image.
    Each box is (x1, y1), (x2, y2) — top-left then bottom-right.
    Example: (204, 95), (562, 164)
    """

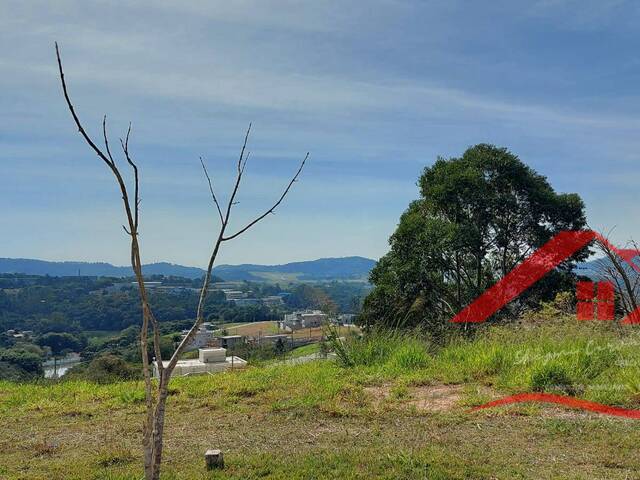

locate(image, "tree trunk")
(150, 382), (169, 480)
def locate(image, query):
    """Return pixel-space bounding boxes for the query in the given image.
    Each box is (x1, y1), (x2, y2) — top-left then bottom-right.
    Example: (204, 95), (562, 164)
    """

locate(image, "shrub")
(342, 332), (399, 367)
(386, 341), (430, 371)
(66, 355), (137, 383)
(0, 348), (44, 380)
(331, 328), (431, 372)
(530, 363), (575, 395)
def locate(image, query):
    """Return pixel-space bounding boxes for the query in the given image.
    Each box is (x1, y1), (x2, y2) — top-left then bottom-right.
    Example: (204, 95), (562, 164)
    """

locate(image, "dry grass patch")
(365, 383), (484, 413)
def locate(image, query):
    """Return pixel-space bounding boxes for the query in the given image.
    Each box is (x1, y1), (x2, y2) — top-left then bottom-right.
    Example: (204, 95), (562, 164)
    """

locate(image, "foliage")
(529, 363), (575, 395)
(361, 145), (588, 333)
(37, 332), (85, 356)
(0, 347), (44, 380)
(0, 274), (276, 335)
(65, 354), (138, 383)
(285, 284), (338, 313)
(283, 282), (369, 314)
(146, 335), (176, 363)
(0, 275), (364, 349)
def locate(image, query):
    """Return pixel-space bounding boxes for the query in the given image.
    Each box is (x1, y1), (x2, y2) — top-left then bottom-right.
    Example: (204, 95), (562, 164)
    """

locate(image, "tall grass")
(2, 317), (639, 419)
(328, 326), (430, 371)
(330, 318), (640, 406)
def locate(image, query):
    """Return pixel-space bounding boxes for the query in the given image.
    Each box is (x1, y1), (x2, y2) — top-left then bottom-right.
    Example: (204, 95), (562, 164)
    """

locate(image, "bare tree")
(594, 234), (640, 320)
(55, 43), (308, 480)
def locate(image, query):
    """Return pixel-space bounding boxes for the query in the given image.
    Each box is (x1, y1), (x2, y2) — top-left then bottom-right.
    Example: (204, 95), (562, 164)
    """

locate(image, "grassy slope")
(287, 343), (320, 358)
(222, 321), (280, 336)
(2, 318), (640, 479)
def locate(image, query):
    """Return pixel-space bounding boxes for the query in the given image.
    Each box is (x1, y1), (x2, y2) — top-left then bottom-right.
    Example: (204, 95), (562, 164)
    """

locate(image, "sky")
(2, 0), (640, 267)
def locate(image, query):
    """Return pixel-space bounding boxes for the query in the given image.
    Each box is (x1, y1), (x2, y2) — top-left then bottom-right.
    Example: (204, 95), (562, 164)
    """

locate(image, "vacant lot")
(2, 319), (640, 479)
(221, 321), (280, 337)
(221, 321), (358, 341)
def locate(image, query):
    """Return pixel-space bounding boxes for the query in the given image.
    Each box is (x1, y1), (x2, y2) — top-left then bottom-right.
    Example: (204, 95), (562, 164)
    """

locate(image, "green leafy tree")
(361, 144), (587, 333)
(66, 354), (137, 383)
(273, 337), (286, 356)
(0, 348), (44, 380)
(37, 332), (84, 356)
(286, 284), (338, 313)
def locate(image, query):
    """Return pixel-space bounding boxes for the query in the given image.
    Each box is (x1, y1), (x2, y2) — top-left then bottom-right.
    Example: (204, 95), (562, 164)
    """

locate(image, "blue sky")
(2, 0), (640, 267)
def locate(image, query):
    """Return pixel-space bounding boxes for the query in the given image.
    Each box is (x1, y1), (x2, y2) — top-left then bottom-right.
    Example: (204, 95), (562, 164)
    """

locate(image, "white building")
(153, 348), (246, 377)
(337, 314), (356, 325)
(234, 298), (260, 307)
(262, 296), (284, 307)
(281, 310), (328, 331)
(180, 324), (215, 351)
(156, 286), (200, 295)
(212, 335), (245, 349)
(211, 281), (244, 290)
(260, 334), (290, 345)
(223, 290), (246, 301)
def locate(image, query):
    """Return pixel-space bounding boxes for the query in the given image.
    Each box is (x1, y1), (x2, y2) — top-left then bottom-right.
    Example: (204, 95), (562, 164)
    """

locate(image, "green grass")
(2, 318), (640, 478)
(85, 330), (121, 347)
(334, 320), (640, 406)
(215, 322), (244, 329)
(287, 343), (320, 358)
(249, 271), (305, 282)
(85, 330), (121, 339)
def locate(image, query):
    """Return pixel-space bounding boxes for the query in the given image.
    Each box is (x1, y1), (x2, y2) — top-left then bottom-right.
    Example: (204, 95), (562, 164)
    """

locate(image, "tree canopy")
(360, 144), (587, 333)
(37, 332), (84, 356)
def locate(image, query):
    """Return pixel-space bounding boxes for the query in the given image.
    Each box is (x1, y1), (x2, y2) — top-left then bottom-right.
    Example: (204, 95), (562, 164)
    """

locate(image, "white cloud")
(2, 0), (640, 264)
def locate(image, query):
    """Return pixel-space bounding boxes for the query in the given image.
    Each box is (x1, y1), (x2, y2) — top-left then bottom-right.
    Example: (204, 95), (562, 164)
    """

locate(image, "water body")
(43, 354), (82, 378)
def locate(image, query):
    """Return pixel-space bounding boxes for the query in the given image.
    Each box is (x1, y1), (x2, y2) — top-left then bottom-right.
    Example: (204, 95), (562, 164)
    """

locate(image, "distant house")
(222, 290), (246, 301)
(179, 324), (215, 351)
(1, 288), (22, 295)
(210, 281), (245, 291)
(281, 310), (328, 331)
(212, 335), (245, 349)
(131, 281), (162, 289)
(262, 295), (284, 307)
(5, 329), (33, 340)
(234, 298), (260, 307)
(99, 282), (200, 296)
(337, 314), (356, 325)
(153, 348), (246, 378)
(156, 286), (200, 295)
(260, 334), (290, 345)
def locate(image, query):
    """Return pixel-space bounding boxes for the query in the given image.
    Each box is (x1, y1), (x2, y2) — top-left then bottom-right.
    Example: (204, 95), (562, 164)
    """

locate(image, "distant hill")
(212, 256), (376, 281)
(0, 256), (377, 282)
(575, 256), (640, 280)
(575, 260), (601, 279)
(0, 258), (206, 279)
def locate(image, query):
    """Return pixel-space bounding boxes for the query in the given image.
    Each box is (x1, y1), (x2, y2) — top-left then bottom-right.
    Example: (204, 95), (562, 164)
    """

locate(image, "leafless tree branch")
(102, 116), (116, 166)
(222, 152), (308, 241)
(57, 43), (308, 480)
(56, 42), (160, 479)
(595, 234), (640, 318)
(238, 123), (251, 172)
(200, 157), (224, 224)
(120, 125), (139, 229)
